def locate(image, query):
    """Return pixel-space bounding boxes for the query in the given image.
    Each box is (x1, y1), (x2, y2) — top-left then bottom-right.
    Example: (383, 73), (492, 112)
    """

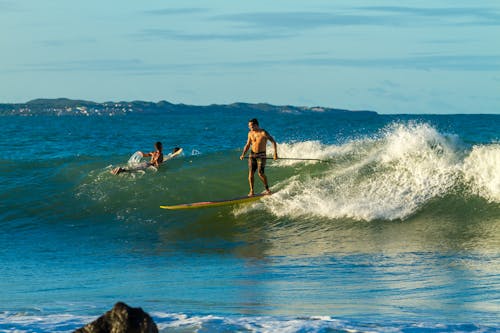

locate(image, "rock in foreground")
(74, 302), (158, 333)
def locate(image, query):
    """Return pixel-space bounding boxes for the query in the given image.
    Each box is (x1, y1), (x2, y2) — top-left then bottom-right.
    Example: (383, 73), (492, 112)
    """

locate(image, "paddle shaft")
(243, 156), (328, 162)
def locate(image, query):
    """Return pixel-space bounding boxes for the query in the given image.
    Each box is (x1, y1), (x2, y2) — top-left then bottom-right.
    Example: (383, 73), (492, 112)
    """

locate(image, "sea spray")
(463, 144), (500, 203)
(265, 123), (465, 221)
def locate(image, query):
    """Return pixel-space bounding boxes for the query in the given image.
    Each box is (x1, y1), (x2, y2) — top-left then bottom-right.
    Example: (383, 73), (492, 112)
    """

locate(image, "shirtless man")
(111, 141), (164, 175)
(240, 118), (278, 196)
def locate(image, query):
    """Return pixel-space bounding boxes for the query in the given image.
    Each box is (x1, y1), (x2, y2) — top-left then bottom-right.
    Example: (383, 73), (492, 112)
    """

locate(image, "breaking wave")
(261, 123), (499, 221)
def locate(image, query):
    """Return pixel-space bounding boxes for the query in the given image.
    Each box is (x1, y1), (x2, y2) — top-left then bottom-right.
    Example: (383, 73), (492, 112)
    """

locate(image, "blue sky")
(1, 0), (499, 114)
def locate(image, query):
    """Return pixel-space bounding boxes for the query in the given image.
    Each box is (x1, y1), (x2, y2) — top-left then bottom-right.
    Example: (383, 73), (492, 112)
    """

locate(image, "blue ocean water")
(0, 109), (499, 332)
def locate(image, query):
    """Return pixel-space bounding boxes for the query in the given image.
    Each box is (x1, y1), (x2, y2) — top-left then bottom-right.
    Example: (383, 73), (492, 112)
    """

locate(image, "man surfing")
(111, 141), (164, 175)
(240, 118), (278, 196)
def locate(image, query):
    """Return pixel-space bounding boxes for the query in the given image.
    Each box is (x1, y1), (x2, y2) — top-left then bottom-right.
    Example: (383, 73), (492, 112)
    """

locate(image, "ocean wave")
(16, 122), (498, 223)
(1, 310), (497, 333)
(463, 144), (500, 203)
(261, 123), (499, 221)
(151, 312), (497, 333)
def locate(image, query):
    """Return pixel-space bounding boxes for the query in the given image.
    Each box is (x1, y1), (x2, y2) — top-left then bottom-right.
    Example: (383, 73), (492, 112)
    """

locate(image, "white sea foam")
(0, 310), (493, 332)
(151, 312), (352, 333)
(272, 140), (341, 166)
(127, 151), (143, 166)
(462, 144), (500, 202)
(263, 123), (484, 221)
(0, 311), (350, 333)
(0, 312), (95, 333)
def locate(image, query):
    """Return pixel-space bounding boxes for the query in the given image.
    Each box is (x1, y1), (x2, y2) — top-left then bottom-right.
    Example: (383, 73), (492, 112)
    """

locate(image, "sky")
(1, 0), (499, 114)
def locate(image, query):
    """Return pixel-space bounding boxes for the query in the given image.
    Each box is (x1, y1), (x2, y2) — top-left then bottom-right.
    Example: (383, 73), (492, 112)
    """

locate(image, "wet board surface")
(160, 193), (270, 210)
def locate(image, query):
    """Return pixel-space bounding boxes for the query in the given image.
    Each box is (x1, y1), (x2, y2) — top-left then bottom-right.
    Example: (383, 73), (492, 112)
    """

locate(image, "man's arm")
(240, 134), (251, 160)
(265, 131), (278, 160)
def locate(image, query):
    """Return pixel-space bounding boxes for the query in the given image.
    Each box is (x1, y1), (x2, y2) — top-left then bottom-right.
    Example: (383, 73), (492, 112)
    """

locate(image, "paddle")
(243, 156), (329, 162)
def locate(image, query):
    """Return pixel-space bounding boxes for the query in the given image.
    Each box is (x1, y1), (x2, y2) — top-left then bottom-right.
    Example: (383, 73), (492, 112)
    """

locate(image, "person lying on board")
(111, 141), (165, 175)
(240, 118), (278, 196)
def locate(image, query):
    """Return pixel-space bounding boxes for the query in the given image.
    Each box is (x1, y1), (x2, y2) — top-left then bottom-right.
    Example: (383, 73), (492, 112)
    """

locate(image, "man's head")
(155, 141), (163, 151)
(248, 118), (259, 131)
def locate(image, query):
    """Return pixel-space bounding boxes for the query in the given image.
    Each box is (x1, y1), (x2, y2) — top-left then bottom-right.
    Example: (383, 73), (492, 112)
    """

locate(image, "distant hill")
(0, 98), (377, 116)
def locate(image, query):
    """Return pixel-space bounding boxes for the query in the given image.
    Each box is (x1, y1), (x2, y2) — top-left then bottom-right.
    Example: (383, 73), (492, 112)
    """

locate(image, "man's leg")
(248, 170), (255, 196)
(111, 167), (123, 175)
(248, 157), (257, 196)
(258, 171), (270, 194)
(111, 167), (130, 175)
(257, 158), (271, 194)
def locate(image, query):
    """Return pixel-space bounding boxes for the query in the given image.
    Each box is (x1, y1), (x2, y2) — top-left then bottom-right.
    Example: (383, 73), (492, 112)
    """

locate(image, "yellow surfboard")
(160, 193), (270, 210)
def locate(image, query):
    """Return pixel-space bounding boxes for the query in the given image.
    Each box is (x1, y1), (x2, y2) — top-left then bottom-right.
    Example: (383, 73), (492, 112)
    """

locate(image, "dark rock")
(74, 302), (158, 333)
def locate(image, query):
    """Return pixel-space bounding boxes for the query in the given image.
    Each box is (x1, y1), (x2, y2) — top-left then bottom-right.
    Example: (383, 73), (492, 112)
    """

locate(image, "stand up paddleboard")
(160, 193), (270, 210)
